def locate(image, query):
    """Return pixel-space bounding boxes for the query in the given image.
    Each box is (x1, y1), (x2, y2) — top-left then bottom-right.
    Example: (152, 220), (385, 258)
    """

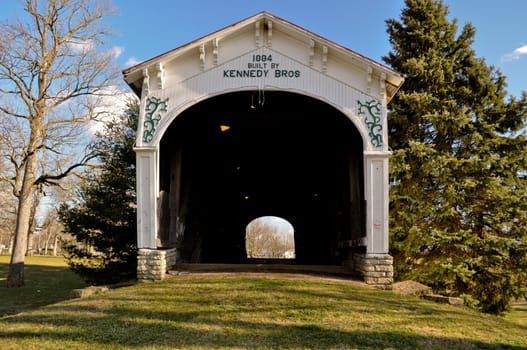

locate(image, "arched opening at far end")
(245, 216), (295, 260)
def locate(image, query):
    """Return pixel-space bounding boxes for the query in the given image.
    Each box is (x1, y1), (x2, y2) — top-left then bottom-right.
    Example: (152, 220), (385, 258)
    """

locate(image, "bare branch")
(34, 150), (99, 187)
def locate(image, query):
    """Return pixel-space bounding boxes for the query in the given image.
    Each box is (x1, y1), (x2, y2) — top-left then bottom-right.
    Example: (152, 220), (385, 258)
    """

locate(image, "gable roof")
(122, 11), (403, 101)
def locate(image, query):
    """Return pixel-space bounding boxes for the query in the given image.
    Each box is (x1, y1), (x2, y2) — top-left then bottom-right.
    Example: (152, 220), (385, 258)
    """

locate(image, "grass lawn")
(0, 257), (526, 349)
(507, 300), (527, 328)
(0, 255), (87, 316)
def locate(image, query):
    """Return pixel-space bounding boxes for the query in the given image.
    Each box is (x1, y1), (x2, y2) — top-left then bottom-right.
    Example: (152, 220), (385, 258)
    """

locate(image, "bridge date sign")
(223, 54), (301, 79)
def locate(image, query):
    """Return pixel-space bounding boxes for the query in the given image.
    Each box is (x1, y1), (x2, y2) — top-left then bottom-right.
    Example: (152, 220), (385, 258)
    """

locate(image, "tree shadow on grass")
(1, 303), (525, 350)
(1, 279), (526, 350)
(0, 263), (87, 317)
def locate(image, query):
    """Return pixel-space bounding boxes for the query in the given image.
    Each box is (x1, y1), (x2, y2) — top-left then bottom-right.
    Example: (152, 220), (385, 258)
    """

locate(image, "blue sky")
(2, 0), (526, 97)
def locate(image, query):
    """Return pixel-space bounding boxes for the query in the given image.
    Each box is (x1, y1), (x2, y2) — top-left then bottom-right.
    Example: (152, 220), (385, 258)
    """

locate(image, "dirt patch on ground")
(392, 280), (432, 296)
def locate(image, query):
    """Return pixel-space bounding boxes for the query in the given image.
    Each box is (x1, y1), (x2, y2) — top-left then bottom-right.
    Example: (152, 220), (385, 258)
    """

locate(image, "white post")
(135, 147), (158, 249)
(363, 151), (391, 254)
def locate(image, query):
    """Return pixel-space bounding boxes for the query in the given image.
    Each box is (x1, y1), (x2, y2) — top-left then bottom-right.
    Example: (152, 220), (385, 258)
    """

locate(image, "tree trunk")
(9, 235), (14, 255)
(7, 116), (42, 288)
(52, 234), (58, 256)
(8, 192), (32, 287)
(27, 230), (34, 256)
(26, 193), (41, 256)
(44, 229), (51, 256)
(36, 233), (41, 255)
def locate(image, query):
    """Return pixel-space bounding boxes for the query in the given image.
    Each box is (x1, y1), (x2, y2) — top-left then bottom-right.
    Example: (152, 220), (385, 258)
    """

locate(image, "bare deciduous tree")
(245, 218), (295, 259)
(33, 207), (66, 256)
(0, 0), (119, 287)
(0, 175), (17, 255)
(0, 117), (21, 255)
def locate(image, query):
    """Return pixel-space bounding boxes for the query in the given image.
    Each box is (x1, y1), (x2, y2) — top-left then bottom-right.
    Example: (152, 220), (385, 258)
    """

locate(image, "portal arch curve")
(148, 84), (372, 152)
(157, 90), (365, 265)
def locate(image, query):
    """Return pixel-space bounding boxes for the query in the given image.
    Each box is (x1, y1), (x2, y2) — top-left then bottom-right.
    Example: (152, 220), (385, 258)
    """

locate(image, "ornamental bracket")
(199, 44), (206, 70)
(357, 99), (383, 148)
(156, 63), (165, 90)
(255, 21), (261, 47)
(212, 38), (219, 65)
(322, 45), (328, 73)
(143, 96), (169, 143)
(309, 39), (315, 66)
(141, 68), (149, 96)
(266, 20), (273, 47)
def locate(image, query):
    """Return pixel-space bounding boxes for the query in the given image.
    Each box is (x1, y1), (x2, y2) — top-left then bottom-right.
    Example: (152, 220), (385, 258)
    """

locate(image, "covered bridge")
(122, 12), (403, 288)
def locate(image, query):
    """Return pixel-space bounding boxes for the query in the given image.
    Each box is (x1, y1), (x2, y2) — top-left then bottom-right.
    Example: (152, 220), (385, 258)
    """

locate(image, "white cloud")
(502, 44), (527, 61)
(125, 56), (141, 67)
(87, 88), (137, 135)
(109, 46), (124, 59)
(69, 42), (123, 61)
(68, 39), (95, 53)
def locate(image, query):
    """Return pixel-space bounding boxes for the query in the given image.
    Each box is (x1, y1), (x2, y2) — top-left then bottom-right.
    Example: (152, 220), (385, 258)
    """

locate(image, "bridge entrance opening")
(245, 216), (296, 261)
(158, 91), (364, 266)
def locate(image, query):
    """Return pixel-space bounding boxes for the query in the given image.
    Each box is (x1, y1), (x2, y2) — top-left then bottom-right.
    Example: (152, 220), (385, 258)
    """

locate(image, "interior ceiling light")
(220, 125), (231, 132)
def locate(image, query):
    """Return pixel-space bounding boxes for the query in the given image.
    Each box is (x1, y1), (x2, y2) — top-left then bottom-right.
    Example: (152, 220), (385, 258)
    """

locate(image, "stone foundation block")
(349, 253), (393, 290)
(137, 248), (178, 282)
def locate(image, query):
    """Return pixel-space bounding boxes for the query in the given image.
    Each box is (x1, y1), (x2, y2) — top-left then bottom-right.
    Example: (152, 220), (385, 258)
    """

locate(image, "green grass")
(507, 301), (527, 328)
(0, 257), (526, 349)
(0, 255), (87, 316)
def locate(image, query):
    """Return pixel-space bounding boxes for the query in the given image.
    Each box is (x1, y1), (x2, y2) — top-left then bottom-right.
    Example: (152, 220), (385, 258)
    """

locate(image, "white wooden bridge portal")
(122, 12), (403, 288)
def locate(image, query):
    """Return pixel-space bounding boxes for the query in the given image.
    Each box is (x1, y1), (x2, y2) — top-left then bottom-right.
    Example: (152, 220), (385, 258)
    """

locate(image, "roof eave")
(122, 11), (404, 99)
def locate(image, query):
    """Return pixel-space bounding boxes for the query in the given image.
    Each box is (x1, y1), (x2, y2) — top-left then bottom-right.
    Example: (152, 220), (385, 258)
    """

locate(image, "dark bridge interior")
(159, 91), (364, 265)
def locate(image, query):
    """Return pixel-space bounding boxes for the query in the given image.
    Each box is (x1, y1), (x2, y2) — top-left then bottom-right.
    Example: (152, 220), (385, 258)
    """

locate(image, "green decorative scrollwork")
(357, 99), (383, 148)
(143, 96), (169, 143)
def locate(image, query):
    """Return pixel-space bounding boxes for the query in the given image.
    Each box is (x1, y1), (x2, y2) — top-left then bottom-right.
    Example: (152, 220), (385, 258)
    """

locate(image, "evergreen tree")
(59, 100), (138, 285)
(384, 0), (527, 314)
